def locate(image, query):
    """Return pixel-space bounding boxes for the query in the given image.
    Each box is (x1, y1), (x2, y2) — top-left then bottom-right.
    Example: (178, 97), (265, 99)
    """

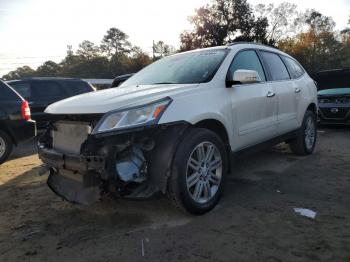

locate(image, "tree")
(278, 10), (341, 72)
(76, 40), (100, 59)
(100, 28), (132, 58)
(255, 2), (302, 44)
(152, 41), (174, 58)
(128, 47), (152, 73)
(2, 66), (36, 80)
(36, 61), (61, 76)
(179, 0), (269, 51)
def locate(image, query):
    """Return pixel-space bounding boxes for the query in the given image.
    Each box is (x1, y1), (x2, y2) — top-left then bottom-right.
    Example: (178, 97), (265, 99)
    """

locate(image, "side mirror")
(226, 69), (261, 87)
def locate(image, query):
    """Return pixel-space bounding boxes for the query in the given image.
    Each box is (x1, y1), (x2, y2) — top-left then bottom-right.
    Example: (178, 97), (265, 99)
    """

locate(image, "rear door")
(228, 49), (278, 149)
(259, 51), (298, 134)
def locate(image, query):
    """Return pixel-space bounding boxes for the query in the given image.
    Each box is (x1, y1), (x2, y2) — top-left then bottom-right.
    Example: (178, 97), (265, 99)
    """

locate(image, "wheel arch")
(193, 119), (230, 148)
(307, 103), (317, 116)
(0, 122), (17, 146)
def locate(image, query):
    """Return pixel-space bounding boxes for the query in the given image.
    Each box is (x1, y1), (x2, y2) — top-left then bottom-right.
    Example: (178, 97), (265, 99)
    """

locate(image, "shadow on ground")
(0, 126), (349, 261)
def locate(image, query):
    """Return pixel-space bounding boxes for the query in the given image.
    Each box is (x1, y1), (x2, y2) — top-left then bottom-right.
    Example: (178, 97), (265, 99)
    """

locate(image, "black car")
(0, 80), (36, 164)
(7, 77), (95, 129)
(111, 73), (134, 88)
(314, 69), (350, 125)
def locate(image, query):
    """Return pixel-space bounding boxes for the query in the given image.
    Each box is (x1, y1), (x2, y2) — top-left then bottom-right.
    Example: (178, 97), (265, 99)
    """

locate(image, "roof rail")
(20, 76), (81, 80)
(227, 41), (279, 50)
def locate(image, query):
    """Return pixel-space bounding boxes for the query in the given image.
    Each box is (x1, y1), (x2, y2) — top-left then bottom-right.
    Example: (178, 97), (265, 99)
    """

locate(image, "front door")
(227, 50), (278, 150)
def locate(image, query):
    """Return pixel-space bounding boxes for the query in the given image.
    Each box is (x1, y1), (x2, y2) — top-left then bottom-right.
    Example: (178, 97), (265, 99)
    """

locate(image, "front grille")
(52, 121), (92, 154)
(319, 107), (350, 119)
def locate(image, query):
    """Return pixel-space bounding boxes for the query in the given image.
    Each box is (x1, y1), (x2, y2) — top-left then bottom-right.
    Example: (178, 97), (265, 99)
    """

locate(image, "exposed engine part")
(138, 137), (155, 151)
(116, 146), (147, 183)
(52, 121), (91, 154)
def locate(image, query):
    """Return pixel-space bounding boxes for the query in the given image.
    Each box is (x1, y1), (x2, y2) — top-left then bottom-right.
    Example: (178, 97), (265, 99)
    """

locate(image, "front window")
(121, 49), (228, 86)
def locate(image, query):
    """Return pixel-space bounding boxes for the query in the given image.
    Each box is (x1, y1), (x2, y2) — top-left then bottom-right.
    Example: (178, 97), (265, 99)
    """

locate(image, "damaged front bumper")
(38, 146), (106, 172)
(38, 120), (189, 205)
(38, 146), (106, 204)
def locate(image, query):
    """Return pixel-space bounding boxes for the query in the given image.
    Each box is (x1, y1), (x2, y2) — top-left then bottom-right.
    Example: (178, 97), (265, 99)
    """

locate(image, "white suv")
(39, 43), (318, 214)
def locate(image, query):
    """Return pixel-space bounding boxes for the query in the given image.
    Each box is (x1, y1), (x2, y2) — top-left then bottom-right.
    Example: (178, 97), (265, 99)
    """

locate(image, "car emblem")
(331, 108), (339, 113)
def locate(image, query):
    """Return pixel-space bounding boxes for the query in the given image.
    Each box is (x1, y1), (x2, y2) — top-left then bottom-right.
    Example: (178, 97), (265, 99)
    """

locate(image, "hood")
(45, 84), (199, 114)
(313, 69), (350, 91)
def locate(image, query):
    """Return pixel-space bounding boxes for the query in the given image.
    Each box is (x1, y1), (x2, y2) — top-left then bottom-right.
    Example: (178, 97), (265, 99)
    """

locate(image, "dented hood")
(45, 84), (199, 114)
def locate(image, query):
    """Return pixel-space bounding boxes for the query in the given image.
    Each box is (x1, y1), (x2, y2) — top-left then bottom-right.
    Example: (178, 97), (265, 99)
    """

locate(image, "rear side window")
(228, 50), (266, 82)
(260, 51), (290, 81)
(9, 81), (31, 99)
(282, 56), (305, 79)
(64, 81), (93, 95)
(31, 81), (66, 99)
(0, 81), (21, 101)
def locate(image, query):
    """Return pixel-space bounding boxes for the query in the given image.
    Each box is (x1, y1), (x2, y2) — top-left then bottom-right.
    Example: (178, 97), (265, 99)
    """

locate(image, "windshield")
(121, 49), (228, 87)
(318, 88), (350, 96)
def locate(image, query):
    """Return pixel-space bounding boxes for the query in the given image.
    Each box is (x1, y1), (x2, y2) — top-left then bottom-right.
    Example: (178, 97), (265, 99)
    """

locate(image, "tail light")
(21, 100), (31, 121)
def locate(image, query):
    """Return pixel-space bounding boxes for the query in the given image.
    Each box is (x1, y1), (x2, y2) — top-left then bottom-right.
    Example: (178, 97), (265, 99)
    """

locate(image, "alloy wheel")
(186, 142), (222, 204)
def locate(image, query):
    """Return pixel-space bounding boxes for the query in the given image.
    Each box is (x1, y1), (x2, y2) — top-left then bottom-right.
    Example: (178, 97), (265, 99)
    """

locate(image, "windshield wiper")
(151, 82), (177, 85)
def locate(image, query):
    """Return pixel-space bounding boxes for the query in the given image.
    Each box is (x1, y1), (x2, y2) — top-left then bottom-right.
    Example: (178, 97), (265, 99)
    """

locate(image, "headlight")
(93, 97), (172, 134)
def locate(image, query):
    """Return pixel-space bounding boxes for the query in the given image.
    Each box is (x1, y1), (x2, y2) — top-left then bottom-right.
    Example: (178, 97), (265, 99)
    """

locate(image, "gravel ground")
(0, 126), (349, 262)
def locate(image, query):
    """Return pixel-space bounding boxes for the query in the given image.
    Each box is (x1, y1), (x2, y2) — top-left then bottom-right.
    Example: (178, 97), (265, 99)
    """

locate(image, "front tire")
(0, 130), (13, 165)
(289, 110), (317, 155)
(168, 128), (228, 215)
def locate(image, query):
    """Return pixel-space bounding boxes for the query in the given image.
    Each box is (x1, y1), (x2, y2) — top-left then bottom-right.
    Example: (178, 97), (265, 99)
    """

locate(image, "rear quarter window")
(64, 81), (94, 95)
(8, 81), (31, 100)
(260, 51), (290, 81)
(282, 56), (305, 79)
(0, 81), (21, 101)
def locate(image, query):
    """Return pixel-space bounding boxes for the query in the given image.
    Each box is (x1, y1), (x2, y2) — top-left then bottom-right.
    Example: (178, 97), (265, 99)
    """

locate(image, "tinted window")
(228, 50), (266, 82)
(0, 81), (21, 101)
(31, 81), (65, 99)
(64, 81), (93, 95)
(260, 51), (290, 81)
(282, 56), (304, 79)
(8, 81), (31, 99)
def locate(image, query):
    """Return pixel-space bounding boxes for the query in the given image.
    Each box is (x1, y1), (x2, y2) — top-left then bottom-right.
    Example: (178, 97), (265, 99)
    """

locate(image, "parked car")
(0, 80), (36, 164)
(82, 79), (112, 90)
(313, 68), (350, 125)
(7, 77), (95, 129)
(111, 73), (134, 88)
(38, 43), (318, 214)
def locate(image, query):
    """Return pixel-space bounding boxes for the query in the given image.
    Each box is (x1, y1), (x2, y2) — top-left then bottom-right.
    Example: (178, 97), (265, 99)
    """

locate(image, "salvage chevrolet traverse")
(38, 43), (318, 214)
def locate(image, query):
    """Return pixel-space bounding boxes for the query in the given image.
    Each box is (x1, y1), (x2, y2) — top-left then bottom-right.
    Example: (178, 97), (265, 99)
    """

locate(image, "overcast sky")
(0, 0), (349, 76)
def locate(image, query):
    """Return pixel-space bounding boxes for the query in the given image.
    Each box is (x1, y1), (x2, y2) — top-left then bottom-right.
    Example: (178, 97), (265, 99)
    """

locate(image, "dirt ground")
(0, 126), (349, 262)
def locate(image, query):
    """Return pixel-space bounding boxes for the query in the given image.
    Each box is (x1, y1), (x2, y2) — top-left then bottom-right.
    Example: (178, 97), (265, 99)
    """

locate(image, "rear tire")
(168, 128), (228, 215)
(289, 110), (317, 155)
(0, 130), (13, 165)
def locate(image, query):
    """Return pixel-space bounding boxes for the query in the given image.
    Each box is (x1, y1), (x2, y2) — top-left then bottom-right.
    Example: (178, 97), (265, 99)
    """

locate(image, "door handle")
(266, 91), (275, 98)
(295, 88), (301, 93)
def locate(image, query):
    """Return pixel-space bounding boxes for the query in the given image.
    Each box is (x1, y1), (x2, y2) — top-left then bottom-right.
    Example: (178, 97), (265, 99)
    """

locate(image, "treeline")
(2, 0), (350, 80)
(2, 27), (174, 80)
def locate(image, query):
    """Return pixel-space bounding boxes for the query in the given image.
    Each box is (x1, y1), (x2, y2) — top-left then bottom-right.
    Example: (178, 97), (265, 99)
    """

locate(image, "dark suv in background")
(0, 80), (36, 164)
(7, 77), (95, 129)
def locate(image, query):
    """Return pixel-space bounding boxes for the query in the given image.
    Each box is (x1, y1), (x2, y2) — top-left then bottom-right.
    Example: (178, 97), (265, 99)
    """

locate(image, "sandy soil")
(0, 127), (349, 262)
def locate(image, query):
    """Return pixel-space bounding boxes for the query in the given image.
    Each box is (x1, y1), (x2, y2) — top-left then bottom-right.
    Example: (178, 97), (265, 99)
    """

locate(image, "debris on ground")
(294, 208), (317, 219)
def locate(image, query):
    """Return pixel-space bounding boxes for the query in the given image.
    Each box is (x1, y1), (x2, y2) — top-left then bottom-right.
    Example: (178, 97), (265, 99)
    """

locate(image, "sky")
(0, 0), (349, 76)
